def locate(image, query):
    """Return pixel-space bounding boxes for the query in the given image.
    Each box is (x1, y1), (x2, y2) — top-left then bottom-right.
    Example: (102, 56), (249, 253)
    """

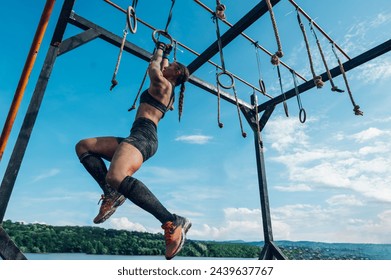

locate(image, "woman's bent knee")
(75, 139), (91, 156)
(106, 171), (124, 190)
(75, 138), (95, 156)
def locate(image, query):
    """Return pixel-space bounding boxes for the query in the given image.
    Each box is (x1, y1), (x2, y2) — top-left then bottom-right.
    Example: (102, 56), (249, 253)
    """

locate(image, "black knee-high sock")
(118, 176), (174, 224)
(78, 152), (114, 195)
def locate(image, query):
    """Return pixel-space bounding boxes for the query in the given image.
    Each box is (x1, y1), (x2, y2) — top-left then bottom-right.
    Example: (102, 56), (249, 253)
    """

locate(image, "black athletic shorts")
(117, 117), (158, 162)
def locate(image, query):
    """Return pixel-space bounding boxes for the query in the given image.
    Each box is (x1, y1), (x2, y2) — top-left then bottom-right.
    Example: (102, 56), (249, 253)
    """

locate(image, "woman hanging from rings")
(75, 32), (190, 260)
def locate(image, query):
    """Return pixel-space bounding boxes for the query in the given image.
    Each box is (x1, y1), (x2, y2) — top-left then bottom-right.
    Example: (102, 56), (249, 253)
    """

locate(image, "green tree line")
(2, 220), (260, 258)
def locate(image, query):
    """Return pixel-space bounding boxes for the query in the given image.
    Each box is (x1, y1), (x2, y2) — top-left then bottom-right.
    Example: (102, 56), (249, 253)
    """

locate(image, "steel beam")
(187, 0), (281, 74)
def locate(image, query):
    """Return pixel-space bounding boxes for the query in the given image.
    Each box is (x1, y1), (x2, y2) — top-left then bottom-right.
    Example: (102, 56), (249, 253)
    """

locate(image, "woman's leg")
(75, 137), (126, 224)
(75, 136), (120, 194)
(105, 126), (192, 260)
(106, 141), (174, 225)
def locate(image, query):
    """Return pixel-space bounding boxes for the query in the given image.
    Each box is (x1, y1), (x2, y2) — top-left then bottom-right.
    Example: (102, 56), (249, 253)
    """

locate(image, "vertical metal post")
(0, 0), (56, 161)
(251, 94), (274, 243)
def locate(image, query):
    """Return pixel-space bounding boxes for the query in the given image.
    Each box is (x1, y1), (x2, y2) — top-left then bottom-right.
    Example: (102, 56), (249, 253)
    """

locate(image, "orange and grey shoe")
(161, 214), (192, 260)
(93, 192), (126, 224)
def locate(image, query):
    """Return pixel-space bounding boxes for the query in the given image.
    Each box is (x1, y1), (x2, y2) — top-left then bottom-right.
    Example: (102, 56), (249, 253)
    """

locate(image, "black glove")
(156, 41), (166, 52)
(164, 44), (173, 56)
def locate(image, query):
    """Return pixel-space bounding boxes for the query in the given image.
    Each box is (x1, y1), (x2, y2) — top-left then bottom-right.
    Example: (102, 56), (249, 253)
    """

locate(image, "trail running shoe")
(93, 192), (126, 224)
(161, 214), (192, 260)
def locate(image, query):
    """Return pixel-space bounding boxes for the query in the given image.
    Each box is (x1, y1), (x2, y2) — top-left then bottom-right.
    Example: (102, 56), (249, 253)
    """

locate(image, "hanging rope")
(331, 44), (363, 116)
(291, 69), (306, 123)
(173, 40), (178, 61)
(215, 0), (226, 20)
(276, 64), (289, 117)
(232, 84), (247, 138)
(265, 0), (284, 65)
(309, 21), (344, 93)
(127, 68), (148, 111)
(164, 0), (176, 33)
(214, 15), (246, 137)
(110, 24), (128, 91)
(296, 9), (324, 89)
(254, 42), (267, 96)
(110, 1), (139, 91)
(215, 66), (224, 128)
(253, 89), (263, 147)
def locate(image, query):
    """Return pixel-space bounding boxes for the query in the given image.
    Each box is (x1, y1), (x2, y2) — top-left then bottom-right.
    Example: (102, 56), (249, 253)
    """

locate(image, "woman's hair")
(174, 62), (190, 122)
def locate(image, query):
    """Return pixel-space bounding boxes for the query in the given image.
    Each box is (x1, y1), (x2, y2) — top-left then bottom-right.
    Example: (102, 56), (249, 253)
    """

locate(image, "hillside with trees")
(2, 220), (259, 258)
(3, 220), (380, 259)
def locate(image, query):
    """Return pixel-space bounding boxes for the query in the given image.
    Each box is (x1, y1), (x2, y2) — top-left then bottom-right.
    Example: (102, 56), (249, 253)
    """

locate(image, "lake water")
(24, 253), (256, 260)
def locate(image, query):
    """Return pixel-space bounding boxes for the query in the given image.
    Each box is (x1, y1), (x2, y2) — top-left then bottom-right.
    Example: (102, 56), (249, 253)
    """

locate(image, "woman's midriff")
(135, 103), (163, 126)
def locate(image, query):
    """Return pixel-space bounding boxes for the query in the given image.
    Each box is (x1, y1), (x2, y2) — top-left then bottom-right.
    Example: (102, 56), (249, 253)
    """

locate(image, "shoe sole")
(93, 195), (126, 224)
(166, 218), (192, 260)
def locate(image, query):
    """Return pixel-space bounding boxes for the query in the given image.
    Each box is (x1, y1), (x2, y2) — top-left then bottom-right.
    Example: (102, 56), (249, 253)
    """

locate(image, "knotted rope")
(296, 9), (324, 88)
(331, 44), (363, 116)
(215, 0), (226, 20)
(309, 22), (344, 93)
(265, 0), (284, 65)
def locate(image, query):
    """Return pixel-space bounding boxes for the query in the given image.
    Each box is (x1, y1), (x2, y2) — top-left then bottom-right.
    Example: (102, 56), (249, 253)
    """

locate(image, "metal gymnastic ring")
(217, 71), (235, 89)
(299, 108), (307, 123)
(127, 6), (137, 34)
(152, 29), (173, 46)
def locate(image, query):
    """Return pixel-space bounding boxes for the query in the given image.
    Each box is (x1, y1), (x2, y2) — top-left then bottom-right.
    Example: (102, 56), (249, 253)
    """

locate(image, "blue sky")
(1, 0), (391, 244)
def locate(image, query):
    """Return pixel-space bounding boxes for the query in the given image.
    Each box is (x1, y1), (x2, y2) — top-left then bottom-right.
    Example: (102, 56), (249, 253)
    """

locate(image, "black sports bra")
(139, 89), (174, 118)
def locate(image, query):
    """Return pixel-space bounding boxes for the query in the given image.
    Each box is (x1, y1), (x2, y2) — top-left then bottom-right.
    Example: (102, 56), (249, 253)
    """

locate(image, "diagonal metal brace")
(0, 226), (27, 260)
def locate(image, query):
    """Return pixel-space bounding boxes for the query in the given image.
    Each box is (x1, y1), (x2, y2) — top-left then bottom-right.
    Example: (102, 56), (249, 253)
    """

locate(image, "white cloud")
(326, 195), (364, 206)
(188, 208), (263, 241)
(265, 117), (309, 153)
(355, 59), (391, 83)
(186, 203), (391, 243)
(274, 184), (312, 192)
(109, 217), (147, 232)
(175, 135), (213, 144)
(32, 168), (60, 182)
(351, 127), (385, 142)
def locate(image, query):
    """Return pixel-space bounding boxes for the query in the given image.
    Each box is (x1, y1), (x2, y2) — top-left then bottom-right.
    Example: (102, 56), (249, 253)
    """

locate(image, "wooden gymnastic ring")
(127, 6), (137, 34)
(152, 29), (173, 45)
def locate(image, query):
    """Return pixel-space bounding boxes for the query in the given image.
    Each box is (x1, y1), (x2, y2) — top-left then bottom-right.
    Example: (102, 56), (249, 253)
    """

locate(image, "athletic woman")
(75, 41), (190, 260)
